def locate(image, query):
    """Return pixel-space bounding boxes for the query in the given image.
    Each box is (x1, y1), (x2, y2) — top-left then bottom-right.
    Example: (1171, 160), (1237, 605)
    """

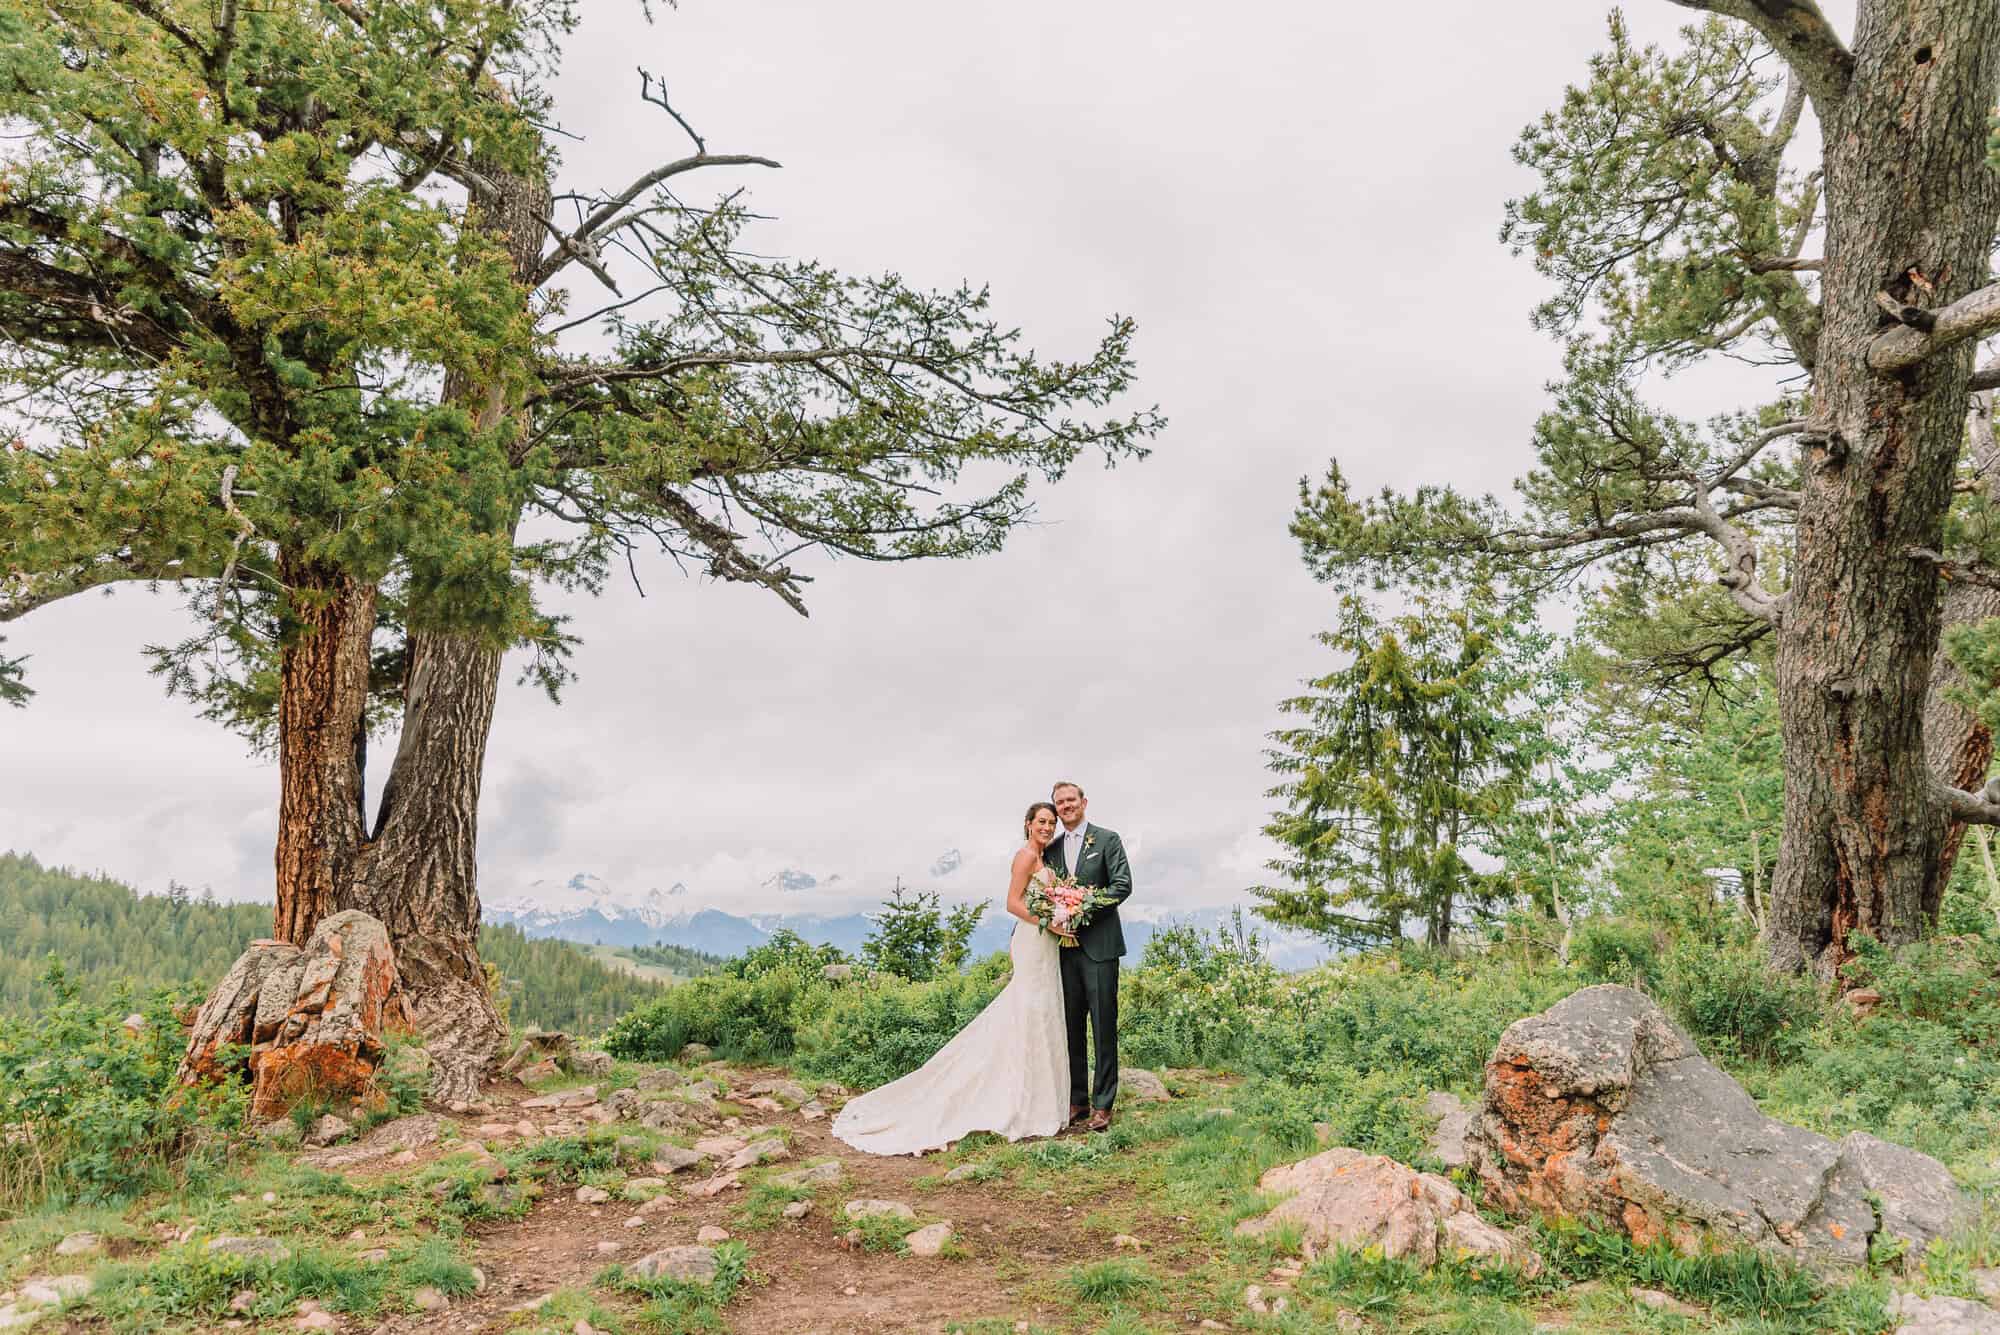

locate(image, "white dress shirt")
(1062, 821), (1090, 876)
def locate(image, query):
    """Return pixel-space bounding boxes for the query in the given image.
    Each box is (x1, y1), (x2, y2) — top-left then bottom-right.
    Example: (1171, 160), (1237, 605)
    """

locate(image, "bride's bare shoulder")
(1011, 845), (1040, 873)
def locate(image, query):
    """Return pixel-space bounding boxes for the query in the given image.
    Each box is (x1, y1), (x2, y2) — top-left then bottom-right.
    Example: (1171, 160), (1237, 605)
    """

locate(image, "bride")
(831, 802), (1071, 1155)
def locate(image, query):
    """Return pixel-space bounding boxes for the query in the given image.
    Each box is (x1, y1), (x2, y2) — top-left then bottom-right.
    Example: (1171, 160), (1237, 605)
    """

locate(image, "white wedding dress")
(832, 869), (1069, 1155)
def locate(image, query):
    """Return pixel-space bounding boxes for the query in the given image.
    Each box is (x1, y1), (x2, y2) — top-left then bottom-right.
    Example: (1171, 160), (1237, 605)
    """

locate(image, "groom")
(1044, 780), (1132, 1132)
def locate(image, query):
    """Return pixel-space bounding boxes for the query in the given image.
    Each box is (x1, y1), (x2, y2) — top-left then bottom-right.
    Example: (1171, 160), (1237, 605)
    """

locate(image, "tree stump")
(176, 911), (407, 1120)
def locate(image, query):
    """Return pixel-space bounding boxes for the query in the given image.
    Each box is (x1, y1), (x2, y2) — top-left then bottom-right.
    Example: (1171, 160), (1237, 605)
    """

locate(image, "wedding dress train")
(831, 892), (1069, 1156)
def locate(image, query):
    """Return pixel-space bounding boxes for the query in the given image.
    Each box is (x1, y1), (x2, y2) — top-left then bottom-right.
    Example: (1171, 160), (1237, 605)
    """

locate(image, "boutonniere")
(1084, 834), (1096, 850)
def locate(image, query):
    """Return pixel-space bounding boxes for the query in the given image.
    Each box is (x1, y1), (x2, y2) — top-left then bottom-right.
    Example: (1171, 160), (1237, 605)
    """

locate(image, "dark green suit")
(1045, 823), (1132, 1110)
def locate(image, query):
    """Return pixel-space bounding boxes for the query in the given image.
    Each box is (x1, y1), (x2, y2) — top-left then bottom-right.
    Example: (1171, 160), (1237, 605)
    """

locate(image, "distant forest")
(626, 941), (725, 975)
(0, 853), (666, 1035)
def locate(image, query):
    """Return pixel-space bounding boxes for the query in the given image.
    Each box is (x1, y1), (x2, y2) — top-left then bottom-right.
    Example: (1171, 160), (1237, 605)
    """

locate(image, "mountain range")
(482, 869), (1335, 970)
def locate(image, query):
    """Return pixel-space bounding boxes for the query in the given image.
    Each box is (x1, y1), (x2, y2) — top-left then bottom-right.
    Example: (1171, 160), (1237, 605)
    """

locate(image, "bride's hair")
(1023, 801), (1056, 838)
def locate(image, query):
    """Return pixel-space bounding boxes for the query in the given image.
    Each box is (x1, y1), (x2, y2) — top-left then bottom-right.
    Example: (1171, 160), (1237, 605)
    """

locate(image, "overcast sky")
(1, 2), (1816, 919)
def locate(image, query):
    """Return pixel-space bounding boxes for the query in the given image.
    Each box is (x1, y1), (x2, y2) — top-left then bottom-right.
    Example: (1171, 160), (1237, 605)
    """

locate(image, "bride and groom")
(832, 781), (1133, 1156)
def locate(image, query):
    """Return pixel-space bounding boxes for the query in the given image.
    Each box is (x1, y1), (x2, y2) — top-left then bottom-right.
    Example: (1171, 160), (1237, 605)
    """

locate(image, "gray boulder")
(1887, 1293), (2000, 1335)
(630, 1246), (718, 1284)
(1118, 1068), (1170, 1102)
(1469, 985), (1967, 1269)
(1423, 1091), (1471, 1169)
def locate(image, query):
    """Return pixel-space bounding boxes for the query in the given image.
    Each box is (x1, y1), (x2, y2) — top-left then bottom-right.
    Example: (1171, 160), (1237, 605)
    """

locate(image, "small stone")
(904, 1222), (953, 1257)
(631, 1246), (719, 1284)
(596, 1240), (623, 1255)
(53, 1233), (101, 1257)
(411, 1286), (448, 1312)
(514, 1119), (538, 1138)
(1245, 1282), (1267, 1314)
(229, 1290), (257, 1313)
(696, 1225), (730, 1243)
(741, 1096), (785, 1114)
(1111, 1234), (1142, 1251)
(842, 1284), (859, 1296)
(476, 1122), (513, 1138)
(261, 1191), (279, 1204)
(516, 1058), (560, 1085)
(573, 1322), (599, 1335)
(303, 1114), (350, 1148)
(944, 1163), (984, 1183)
(19, 1276), (91, 1305)
(772, 1160), (843, 1189)
(783, 1200), (813, 1220)
(509, 1293), (556, 1314)
(623, 1216), (647, 1229)
(651, 1146), (705, 1174)
(575, 1186), (611, 1204)
(678, 1043), (712, 1063)
(1271, 1296), (1290, 1314)
(121, 1012), (147, 1035)
(1631, 1287), (1701, 1317)
(800, 1101), (827, 1122)
(571, 1049), (614, 1077)
(470, 1267), (487, 1293)
(208, 1237), (292, 1262)
(1118, 1068), (1170, 1102)
(693, 1135), (746, 1157)
(844, 1199), (915, 1222)
(294, 1313), (338, 1331)
(355, 1249), (390, 1264)
(683, 1171), (740, 1198)
(723, 1139), (787, 1171)
(1973, 1267), (2000, 1303)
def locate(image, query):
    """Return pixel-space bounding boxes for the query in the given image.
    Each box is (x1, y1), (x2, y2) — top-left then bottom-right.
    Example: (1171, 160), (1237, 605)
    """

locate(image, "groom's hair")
(1052, 780), (1084, 799)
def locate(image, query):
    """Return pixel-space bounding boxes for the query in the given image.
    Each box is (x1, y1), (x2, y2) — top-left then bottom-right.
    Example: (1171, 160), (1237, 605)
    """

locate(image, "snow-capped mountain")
(481, 870), (1335, 968)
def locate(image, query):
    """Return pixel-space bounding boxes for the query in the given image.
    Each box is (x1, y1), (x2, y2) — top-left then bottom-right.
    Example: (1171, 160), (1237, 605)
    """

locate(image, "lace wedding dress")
(832, 871), (1069, 1155)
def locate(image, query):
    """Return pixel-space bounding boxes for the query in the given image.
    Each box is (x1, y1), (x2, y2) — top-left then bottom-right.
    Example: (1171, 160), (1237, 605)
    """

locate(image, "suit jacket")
(1043, 823), (1133, 961)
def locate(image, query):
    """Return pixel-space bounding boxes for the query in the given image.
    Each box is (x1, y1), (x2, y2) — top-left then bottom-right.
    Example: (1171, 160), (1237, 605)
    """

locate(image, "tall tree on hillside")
(0, 2), (1160, 1094)
(1254, 587), (1533, 950)
(1294, 4), (2000, 978)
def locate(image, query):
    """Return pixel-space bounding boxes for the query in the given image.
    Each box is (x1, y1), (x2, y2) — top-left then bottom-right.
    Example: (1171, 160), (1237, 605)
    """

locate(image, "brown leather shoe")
(1088, 1108), (1113, 1133)
(1068, 1104), (1089, 1125)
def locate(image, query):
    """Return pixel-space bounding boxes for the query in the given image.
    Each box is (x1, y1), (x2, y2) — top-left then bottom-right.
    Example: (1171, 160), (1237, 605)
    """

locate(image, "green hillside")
(0, 852), (665, 1035)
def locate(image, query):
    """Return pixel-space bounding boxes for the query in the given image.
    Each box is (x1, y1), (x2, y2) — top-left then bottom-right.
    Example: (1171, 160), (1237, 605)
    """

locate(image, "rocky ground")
(5, 1001), (2000, 1334)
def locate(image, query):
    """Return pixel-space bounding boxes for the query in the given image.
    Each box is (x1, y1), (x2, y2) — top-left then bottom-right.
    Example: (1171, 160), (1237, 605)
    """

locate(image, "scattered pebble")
(575, 1186), (611, 1204)
(411, 1286), (448, 1312)
(904, 1222), (953, 1258)
(53, 1233), (101, 1258)
(696, 1225), (730, 1243)
(783, 1200), (813, 1220)
(1112, 1234), (1143, 1252)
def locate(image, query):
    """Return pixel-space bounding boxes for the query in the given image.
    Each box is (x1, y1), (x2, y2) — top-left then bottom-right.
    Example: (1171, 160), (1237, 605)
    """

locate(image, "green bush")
(1121, 913), (1283, 1069)
(723, 929), (845, 981)
(858, 887), (987, 982)
(0, 960), (245, 1209)
(603, 963), (828, 1063)
(794, 954), (1009, 1089)
(1658, 934), (1818, 1064)
(1568, 915), (1665, 990)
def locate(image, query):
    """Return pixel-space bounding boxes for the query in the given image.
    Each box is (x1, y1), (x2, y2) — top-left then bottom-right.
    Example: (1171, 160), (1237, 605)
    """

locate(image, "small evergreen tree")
(1253, 587), (1536, 950)
(860, 884), (987, 982)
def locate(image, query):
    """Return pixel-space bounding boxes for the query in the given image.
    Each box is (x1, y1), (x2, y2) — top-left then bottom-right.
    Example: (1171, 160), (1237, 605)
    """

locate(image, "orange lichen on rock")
(176, 911), (403, 1121)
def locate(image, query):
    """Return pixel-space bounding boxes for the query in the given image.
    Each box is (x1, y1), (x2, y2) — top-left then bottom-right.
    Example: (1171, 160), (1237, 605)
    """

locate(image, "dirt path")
(357, 1067), (1174, 1335)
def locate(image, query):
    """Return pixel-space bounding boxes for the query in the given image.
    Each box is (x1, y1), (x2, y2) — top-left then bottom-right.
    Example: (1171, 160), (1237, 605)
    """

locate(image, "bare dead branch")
(1870, 281), (2000, 371)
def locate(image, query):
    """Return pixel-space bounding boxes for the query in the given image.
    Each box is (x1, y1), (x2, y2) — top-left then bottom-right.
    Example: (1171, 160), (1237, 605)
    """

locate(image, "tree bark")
(1765, 1), (2000, 977)
(1926, 580), (2000, 893)
(273, 558), (376, 948)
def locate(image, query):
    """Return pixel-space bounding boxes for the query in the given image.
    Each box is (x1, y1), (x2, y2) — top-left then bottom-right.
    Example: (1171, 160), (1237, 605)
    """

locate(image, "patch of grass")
(507, 1284), (628, 1335)
(1064, 1258), (1156, 1306)
(89, 1240), (390, 1326)
(400, 1235), (479, 1298)
(845, 1210), (922, 1253)
(604, 1238), (751, 1333)
(732, 1180), (815, 1231)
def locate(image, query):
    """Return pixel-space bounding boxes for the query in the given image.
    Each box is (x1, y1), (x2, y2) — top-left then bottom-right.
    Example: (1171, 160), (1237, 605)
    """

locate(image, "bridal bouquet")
(1027, 873), (1115, 947)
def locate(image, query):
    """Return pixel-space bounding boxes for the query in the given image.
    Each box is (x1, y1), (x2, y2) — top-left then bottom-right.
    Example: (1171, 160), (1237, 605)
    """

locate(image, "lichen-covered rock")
(1234, 1148), (1540, 1276)
(631, 1245), (719, 1283)
(299, 1112), (443, 1170)
(1469, 985), (1967, 1269)
(176, 913), (405, 1121)
(1119, 1068), (1170, 1102)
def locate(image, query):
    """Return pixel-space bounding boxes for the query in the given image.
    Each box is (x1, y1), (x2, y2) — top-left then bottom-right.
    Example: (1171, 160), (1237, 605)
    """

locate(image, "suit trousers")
(1058, 946), (1119, 1110)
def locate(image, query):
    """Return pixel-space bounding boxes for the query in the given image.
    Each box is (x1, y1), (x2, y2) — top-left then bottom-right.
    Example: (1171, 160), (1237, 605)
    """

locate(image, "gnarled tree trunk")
(1765, 2), (2000, 977)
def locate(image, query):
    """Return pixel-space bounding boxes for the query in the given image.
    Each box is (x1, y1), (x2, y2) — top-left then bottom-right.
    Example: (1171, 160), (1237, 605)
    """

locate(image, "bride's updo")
(1023, 801), (1056, 837)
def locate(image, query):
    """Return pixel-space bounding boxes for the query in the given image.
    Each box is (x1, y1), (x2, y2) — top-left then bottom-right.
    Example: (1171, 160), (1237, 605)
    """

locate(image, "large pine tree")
(0, 2), (1160, 1094)
(1295, 3), (2000, 977)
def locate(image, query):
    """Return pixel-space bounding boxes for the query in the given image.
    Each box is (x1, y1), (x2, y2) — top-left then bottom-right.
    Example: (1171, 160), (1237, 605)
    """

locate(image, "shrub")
(603, 964), (827, 1063)
(1658, 935), (1818, 1064)
(0, 959), (244, 1209)
(1121, 912), (1282, 1069)
(1568, 915), (1665, 990)
(794, 954), (1009, 1089)
(724, 929), (845, 981)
